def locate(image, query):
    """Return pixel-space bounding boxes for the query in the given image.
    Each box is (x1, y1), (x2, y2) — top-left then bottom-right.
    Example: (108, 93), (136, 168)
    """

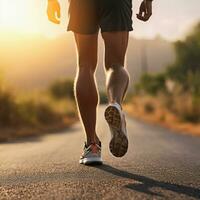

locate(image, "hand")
(47, 0), (61, 24)
(137, 0), (152, 22)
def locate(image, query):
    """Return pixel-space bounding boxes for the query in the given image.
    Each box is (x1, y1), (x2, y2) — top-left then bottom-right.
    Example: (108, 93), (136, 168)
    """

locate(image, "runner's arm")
(137, 0), (153, 22)
(47, 0), (61, 24)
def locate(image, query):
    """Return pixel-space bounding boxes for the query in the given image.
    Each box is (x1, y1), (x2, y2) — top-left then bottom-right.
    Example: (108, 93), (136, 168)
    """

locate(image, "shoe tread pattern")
(105, 106), (128, 157)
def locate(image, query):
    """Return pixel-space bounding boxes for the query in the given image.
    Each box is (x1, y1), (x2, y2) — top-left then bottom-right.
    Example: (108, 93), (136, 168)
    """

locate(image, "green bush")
(15, 100), (62, 127)
(0, 89), (17, 127)
(35, 102), (62, 125)
(135, 73), (166, 96)
(164, 91), (200, 124)
(15, 100), (37, 127)
(166, 22), (200, 95)
(0, 82), (76, 129)
(49, 79), (74, 100)
(182, 95), (200, 123)
(187, 72), (200, 97)
(99, 91), (108, 104)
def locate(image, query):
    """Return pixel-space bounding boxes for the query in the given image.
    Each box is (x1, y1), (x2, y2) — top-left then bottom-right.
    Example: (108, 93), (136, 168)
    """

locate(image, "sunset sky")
(0, 0), (200, 40)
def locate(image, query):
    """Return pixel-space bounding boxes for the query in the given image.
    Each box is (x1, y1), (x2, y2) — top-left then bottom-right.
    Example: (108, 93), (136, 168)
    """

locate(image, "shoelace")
(84, 142), (101, 154)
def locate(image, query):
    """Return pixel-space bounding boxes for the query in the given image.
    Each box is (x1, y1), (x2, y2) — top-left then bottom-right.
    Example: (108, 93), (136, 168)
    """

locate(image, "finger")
(48, 13), (60, 24)
(50, 17), (60, 24)
(139, 2), (145, 16)
(143, 13), (152, 21)
(56, 7), (61, 18)
(47, 9), (51, 18)
(136, 14), (146, 21)
(137, 11), (152, 21)
(136, 14), (141, 19)
(139, 5), (143, 15)
(55, 10), (60, 23)
(137, 9), (145, 19)
(147, 2), (152, 14)
(137, 15), (149, 22)
(57, 9), (61, 19)
(145, 2), (152, 18)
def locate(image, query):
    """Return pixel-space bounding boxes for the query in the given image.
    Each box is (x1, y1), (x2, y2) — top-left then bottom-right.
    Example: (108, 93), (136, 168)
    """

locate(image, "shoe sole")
(105, 105), (128, 157)
(79, 157), (103, 165)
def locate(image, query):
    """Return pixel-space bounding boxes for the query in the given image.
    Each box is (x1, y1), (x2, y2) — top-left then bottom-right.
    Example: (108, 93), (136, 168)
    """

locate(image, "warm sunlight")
(0, 0), (66, 36)
(0, 1), (200, 196)
(0, 0), (200, 40)
(0, 0), (32, 31)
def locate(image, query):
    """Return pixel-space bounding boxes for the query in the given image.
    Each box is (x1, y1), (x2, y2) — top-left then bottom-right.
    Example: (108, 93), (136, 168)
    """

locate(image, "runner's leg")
(101, 31), (130, 106)
(74, 33), (100, 146)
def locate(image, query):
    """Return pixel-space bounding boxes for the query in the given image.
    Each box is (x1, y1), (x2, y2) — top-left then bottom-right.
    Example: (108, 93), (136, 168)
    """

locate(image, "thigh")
(99, 0), (133, 33)
(101, 32), (129, 69)
(68, 0), (99, 34)
(74, 33), (98, 70)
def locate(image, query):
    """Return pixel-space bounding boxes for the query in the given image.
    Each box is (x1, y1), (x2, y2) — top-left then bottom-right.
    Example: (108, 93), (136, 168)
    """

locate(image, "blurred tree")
(135, 73), (166, 96)
(132, 22), (200, 123)
(0, 89), (17, 127)
(167, 22), (200, 95)
(99, 91), (108, 104)
(49, 79), (74, 100)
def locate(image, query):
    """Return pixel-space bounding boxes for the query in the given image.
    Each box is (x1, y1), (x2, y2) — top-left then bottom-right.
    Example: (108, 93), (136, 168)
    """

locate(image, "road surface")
(0, 106), (200, 200)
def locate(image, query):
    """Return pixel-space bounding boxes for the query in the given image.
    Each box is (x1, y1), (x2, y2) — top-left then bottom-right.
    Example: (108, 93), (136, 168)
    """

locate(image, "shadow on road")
(95, 164), (200, 199)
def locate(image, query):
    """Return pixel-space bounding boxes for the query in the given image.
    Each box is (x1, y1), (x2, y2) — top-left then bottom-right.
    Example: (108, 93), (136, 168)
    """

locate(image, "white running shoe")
(79, 142), (103, 165)
(105, 103), (128, 157)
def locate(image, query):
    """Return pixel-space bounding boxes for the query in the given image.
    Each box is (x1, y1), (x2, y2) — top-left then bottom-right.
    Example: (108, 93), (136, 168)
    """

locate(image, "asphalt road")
(0, 106), (200, 200)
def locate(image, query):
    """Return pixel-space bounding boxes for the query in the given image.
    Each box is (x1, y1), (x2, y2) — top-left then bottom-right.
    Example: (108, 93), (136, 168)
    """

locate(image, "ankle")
(86, 138), (101, 146)
(110, 101), (123, 109)
(95, 138), (101, 146)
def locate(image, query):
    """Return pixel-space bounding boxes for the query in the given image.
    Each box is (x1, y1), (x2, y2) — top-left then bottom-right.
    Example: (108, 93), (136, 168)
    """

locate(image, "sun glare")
(0, 0), (200, 40)
(0, 0), (67, 37)
(0, 0), (31, 30)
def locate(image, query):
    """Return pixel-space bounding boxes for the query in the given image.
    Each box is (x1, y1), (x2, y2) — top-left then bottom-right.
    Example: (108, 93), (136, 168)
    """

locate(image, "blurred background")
(0, 0), (199, 141)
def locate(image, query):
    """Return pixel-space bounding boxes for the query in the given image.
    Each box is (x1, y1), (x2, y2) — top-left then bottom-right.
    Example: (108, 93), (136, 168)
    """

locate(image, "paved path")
(0, 106), (200, 200)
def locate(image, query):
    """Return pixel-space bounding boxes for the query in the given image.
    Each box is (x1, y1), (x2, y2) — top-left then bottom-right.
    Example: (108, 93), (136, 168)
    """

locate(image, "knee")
(105, 63), (130, 81)
(78, 64), (96, 74)
(105, 63), (124, 72)
(78, 60), (97, 74)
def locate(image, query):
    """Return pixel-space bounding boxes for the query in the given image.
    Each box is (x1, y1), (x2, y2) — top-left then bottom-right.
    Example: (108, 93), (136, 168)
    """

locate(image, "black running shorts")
(67, 0), (133, 34)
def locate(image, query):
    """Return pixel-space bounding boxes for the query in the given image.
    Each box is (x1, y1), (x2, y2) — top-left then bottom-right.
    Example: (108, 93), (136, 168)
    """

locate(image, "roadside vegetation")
(125, 22), (200, 136)
(0, 78), (78, 142)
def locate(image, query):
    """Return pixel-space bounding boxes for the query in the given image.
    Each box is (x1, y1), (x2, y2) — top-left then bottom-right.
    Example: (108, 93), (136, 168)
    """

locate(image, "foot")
(79, 142), (103, 165)
(105, 103), (128, 157)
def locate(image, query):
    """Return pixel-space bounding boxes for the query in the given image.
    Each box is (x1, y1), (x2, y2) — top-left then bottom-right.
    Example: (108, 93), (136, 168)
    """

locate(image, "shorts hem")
(101, 27), (133, 33)
(67, 27), (99, 35)
(67, 27), (133, 34)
